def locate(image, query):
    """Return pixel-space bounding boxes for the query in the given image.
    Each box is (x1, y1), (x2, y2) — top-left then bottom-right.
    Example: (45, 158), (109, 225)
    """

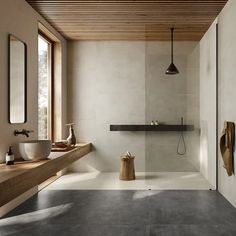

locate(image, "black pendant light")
(165, 27), (179, 75)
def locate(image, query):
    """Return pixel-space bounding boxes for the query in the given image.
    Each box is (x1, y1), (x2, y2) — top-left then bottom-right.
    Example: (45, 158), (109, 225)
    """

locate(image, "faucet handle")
(14, 129), (19, 136)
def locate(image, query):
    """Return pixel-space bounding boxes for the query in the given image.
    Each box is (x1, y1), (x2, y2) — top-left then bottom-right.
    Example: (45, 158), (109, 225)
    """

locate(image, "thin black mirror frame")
(8, 34), (27, 124)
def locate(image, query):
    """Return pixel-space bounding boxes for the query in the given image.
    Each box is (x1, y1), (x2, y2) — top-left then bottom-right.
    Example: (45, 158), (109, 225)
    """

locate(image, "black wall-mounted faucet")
(14, 129), (34, 138)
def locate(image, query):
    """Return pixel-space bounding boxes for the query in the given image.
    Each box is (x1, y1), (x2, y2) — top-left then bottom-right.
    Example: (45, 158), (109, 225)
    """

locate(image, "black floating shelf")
(110, 124), (194, 132)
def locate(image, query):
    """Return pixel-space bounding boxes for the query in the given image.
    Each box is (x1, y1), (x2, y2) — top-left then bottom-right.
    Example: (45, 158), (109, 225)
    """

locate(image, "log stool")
(119, 156), (135, 180)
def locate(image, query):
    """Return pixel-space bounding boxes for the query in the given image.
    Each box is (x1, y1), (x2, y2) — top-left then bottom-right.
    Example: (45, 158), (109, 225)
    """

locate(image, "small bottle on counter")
(155, 120), (159, 125)
(6, 146), (14, 165)
(150, 121), (154, 125)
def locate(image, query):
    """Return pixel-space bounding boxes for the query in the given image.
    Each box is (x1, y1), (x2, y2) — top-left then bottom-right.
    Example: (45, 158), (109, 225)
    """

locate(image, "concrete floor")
(46, 172), (213, 190)
(1, 190), (236, 236)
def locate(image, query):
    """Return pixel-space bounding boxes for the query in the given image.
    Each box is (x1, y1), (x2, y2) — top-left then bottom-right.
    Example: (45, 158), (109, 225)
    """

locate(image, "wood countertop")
(0, 143), (92, 207)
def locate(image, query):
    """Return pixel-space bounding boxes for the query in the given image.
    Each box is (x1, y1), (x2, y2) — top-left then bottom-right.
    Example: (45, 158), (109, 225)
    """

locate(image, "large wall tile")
(67, 41), (199, 172)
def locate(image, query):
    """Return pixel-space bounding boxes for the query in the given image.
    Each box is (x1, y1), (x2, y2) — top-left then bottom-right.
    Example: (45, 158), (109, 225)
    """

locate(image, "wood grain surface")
(0, 143), (92, 207)
(26, 0), (227, 41)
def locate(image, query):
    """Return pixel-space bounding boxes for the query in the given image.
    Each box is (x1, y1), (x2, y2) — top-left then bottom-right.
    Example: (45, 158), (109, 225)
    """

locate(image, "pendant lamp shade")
(165, 27), (179, 75)
(166, 62), (179, 75)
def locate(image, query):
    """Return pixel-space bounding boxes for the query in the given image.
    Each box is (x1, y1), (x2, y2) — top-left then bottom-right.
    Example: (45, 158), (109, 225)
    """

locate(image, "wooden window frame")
(38, 21), (63, 142)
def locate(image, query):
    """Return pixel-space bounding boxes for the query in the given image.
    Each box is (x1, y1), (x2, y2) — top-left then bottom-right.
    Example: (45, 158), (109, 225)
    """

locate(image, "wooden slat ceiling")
(26, 0), (228, 41)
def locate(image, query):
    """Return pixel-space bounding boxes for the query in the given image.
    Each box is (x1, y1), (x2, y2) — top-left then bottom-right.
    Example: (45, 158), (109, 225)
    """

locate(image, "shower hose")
(177, 117), (186, 155)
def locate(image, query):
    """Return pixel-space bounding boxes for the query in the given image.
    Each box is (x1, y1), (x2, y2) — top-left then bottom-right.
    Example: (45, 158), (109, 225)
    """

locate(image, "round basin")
(19, 140), (52, 161)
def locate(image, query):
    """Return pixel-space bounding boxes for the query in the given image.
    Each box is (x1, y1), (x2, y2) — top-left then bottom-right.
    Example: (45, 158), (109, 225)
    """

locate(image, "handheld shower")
(177, 117), (186, 155)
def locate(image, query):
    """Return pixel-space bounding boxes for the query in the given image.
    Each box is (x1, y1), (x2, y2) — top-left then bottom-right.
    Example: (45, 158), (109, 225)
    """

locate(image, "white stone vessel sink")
(19, 140), (52, 161)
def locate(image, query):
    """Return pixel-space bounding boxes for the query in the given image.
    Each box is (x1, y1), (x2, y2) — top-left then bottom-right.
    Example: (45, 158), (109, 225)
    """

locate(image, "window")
(38, 22), (63, 141)
(38, 34), (52, 139)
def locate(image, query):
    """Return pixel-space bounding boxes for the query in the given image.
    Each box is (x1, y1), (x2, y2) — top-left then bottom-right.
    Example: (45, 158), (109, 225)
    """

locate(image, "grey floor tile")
(5, 223), (75, 236)
(5, 223), (147, 236)
(4, 190), (149, 225)
(147, 190), (236, 225)
(71, 224), (147, 236)
(149, 224), (236, 236)
(1, 190), (236, 236)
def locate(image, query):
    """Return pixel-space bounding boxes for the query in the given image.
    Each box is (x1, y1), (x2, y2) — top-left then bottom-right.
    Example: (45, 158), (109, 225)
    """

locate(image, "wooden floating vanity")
(110, 124), (194, 132)
(0, 143), (92, 208)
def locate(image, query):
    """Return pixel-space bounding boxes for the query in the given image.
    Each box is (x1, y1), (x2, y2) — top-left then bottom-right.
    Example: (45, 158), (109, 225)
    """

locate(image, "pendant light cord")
(171, 27), (174, 63)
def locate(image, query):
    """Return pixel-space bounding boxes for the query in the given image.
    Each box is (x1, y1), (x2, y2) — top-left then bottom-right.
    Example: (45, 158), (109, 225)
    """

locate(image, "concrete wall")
(199, 19), (217, 188)
(145, 42), (199, 172)
(218, 0), (236, 207)
(199, 0), (236, 206)
(67, 41), (146, 172)
(67, 41), (200, 172)
(0, 0), (67, 162)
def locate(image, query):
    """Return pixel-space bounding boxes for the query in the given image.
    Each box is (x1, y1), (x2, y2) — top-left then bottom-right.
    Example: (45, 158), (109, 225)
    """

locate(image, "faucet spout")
(24, 130), (29, 138)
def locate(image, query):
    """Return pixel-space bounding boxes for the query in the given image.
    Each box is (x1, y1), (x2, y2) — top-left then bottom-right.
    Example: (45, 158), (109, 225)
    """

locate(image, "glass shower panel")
(144, 40), (200, 184)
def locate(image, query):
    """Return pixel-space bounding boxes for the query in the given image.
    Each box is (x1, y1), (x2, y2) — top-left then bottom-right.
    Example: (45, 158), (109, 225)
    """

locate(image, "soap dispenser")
(6, 146), (14, 165)
(66, 123), (76, 146)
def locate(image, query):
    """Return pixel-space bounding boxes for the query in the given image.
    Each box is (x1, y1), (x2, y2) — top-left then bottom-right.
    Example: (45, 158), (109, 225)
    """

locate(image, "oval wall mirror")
(8, 34), (27, 123)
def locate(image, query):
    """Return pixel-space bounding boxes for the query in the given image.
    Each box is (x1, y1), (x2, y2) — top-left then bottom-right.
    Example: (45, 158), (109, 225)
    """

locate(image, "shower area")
(55, 28), (217, 191)
(144, 40), (203, 189)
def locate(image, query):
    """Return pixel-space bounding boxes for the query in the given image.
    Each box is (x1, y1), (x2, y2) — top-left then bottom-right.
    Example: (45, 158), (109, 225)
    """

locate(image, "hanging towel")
(220, 121), (235, 176)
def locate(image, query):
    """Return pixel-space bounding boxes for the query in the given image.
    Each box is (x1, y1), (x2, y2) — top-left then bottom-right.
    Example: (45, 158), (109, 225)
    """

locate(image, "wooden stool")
(119, 156), (135, 180)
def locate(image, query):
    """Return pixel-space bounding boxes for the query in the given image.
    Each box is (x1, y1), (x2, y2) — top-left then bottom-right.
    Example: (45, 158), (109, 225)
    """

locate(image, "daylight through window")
(38, 34), (52, 139)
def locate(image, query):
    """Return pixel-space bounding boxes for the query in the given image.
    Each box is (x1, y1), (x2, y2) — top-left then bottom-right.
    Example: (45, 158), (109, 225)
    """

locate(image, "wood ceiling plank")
(26, 0), (228, 41)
